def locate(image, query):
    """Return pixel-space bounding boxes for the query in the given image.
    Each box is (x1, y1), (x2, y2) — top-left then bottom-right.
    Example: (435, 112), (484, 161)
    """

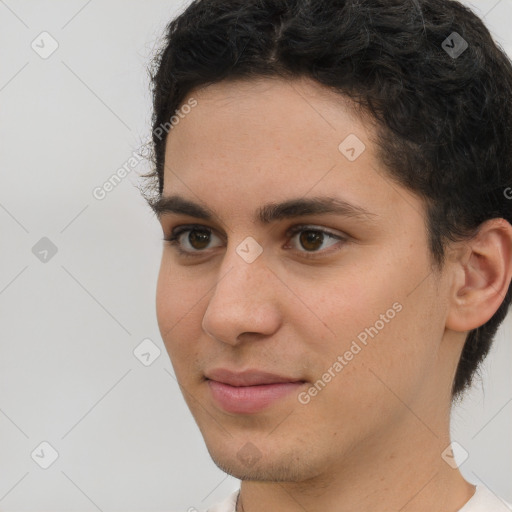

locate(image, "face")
(155, 77), (455, 482)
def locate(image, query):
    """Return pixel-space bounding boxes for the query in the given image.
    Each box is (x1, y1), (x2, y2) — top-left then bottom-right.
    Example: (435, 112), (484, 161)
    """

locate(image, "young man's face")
(156, 77), (462, 481)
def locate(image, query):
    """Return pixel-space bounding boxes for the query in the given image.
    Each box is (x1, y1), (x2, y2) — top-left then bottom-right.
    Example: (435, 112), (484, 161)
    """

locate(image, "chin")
(205, 441), (318, 483)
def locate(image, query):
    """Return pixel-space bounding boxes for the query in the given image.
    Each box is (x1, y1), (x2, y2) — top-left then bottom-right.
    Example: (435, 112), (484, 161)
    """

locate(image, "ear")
(446, 218), (512, 332)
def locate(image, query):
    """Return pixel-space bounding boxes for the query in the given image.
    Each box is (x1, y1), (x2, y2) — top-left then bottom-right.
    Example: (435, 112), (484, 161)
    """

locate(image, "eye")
(163, 224), (347, 258)
(164, 224), (222, 257)
(284, 225), (346, 257)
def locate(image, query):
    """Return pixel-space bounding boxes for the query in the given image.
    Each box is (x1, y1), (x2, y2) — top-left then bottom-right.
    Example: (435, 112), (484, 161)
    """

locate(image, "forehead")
(188, 76), (364, 112)
(175, 76), (368, 141)
(161, 76), (422, 226)
(164, 76), (371, 180)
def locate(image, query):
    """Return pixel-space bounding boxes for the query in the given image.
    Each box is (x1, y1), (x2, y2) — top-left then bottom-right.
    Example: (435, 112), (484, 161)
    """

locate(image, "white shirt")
(205, 486), (512, 512)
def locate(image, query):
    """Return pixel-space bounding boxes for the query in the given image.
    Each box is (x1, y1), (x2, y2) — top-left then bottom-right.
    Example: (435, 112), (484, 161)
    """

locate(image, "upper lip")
(205, 368), (305, 387)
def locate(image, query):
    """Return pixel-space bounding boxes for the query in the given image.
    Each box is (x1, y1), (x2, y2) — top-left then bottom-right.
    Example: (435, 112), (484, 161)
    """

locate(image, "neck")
(236, 410), (475, 512)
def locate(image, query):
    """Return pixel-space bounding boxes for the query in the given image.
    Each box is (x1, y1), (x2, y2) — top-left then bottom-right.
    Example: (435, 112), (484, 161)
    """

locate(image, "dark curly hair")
(143, 0), (512, 399)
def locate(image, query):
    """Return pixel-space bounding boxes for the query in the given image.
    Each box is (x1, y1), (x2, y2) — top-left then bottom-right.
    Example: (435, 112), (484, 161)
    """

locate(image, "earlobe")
(446, 218), (512, 333)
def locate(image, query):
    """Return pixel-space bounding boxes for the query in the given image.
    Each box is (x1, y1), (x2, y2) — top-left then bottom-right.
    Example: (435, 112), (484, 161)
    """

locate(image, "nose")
(201, 246), (282, 346)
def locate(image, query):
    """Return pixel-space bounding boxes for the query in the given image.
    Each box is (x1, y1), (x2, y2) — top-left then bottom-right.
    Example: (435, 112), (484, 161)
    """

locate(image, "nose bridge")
(214, 234), (269, 302)
(202, 242), (280, 343)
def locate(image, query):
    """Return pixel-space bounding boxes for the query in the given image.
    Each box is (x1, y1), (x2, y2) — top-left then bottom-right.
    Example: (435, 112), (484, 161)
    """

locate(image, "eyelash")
(163, 224), (347, 260)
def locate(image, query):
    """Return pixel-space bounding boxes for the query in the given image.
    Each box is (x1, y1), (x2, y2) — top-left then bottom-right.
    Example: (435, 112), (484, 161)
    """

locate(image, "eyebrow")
(150, 194), (378, 225)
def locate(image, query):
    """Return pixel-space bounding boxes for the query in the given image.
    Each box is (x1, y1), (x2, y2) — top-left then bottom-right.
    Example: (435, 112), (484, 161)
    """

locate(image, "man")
(142, 0), (512, 510)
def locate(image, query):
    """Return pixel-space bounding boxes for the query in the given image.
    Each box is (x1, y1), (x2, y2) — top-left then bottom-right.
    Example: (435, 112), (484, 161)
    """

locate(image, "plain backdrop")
(0, 0), (511, 510)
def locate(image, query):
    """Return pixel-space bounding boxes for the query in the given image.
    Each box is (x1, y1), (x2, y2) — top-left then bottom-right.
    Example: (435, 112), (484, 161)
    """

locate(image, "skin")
(154, 76), (512, 512)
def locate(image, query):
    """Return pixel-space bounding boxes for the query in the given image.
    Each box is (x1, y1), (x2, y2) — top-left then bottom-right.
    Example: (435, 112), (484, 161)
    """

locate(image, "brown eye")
(188, 229), (211, 250)
(299, 230), (325, 251)
(285, 225), (346, 257)
(165, 225), (223, 255)
(165, 224), (346, 259)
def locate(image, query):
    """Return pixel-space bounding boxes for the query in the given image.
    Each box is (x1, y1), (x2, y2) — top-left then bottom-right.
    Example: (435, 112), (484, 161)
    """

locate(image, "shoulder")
(204, 490), (239, 512)
(458, 485), (512, 512)
(189, 486), (511, 512)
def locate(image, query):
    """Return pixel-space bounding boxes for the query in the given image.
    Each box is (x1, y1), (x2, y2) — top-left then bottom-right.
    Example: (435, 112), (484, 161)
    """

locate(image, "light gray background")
(0, 0), (510, 510)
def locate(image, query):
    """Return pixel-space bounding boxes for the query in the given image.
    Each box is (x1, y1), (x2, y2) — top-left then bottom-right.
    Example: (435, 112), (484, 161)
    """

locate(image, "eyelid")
(283, 224), (347, 256)
(284, 224), (345, 240)
(163, 223), (347, 258)
(169, 223), (221, 239)
(164, 224), (223, 257)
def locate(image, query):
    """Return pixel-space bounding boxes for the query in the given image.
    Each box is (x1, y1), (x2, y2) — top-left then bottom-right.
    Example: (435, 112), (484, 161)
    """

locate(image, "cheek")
(292, 248), (439, 389)
(155, 254), (199, 326)
(155, 258), (175, 332)
(297, 294), (439, 439)
(287, 260), (400, 346)
(342, 290), (438, 412)
(155, 258), (198, 354)
(155, 256), (217, 384)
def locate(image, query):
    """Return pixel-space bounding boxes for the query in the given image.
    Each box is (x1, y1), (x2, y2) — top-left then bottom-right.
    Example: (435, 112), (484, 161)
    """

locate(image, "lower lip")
(207, 380), (305, 414)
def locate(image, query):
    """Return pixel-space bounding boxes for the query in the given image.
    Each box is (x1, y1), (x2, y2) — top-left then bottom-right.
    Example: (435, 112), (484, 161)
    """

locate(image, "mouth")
(204, 369), (307, 414)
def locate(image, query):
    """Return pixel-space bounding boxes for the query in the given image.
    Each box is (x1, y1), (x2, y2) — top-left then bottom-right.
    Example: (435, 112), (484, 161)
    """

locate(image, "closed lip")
(205, 368), (306, 387)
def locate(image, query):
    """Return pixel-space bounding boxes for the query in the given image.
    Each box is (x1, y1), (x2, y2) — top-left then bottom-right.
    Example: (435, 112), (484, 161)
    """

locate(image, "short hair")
(143, 0), (512, 399)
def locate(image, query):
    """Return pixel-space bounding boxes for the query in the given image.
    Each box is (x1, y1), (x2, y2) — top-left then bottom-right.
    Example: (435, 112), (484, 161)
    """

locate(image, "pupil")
(300, 230), (323, 251)
(186, 229), (324, 251)
(189, 229), (210, 249)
